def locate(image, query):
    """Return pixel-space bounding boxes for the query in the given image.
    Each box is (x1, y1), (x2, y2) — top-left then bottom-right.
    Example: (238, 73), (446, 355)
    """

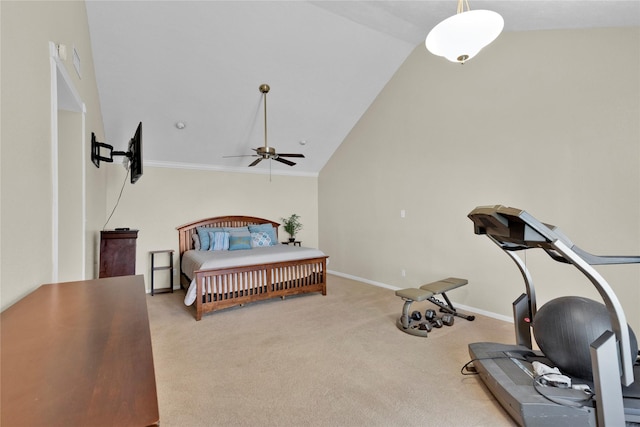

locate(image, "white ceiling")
(86, 1), (640, 175)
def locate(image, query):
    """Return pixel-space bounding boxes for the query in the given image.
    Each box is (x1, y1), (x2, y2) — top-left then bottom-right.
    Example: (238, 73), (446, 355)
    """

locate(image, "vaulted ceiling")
(86, 1), (640, 175)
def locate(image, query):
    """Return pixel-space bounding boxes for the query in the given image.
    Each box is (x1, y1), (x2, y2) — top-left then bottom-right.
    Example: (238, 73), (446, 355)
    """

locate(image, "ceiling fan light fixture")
(426, 0), (504, 64)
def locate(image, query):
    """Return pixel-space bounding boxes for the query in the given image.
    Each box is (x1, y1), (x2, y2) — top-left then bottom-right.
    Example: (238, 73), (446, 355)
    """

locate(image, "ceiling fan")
(225, 84), (305, 167)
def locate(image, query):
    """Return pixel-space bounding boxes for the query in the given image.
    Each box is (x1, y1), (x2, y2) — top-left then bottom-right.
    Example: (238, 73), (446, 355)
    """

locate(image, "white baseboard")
(327, 270), (513, 323)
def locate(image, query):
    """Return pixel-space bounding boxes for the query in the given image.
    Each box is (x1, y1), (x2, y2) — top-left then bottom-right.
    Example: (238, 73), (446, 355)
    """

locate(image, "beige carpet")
(146, 274), (518, 426)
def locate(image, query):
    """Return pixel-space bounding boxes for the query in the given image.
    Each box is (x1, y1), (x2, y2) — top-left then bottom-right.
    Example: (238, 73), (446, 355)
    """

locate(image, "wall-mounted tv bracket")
(91, 132), (130, 167)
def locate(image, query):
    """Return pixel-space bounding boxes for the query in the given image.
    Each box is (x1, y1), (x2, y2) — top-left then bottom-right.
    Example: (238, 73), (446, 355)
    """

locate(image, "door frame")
(49, 41), (86, 282)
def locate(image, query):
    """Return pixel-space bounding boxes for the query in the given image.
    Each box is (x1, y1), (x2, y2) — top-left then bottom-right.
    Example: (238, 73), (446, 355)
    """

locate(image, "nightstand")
(282, 241), (301, 247)
(150, 250), (174, 295)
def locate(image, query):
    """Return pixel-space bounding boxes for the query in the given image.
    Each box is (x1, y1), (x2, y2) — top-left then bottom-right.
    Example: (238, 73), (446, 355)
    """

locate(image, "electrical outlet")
(400, 209), (406, 218)
(401, 269), (406, 277)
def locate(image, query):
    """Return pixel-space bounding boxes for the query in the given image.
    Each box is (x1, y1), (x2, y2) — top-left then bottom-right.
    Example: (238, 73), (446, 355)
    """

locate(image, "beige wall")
(319, 27), (640, 333)
(104, 165), (318, 291)
(1, 1), (107, 309)
(2, 2), (638, 338)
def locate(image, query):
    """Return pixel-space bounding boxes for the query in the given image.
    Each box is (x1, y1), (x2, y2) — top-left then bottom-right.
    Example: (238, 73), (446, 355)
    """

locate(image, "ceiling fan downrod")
(223, 83), (304, 168)
(260, 84), (270, 155)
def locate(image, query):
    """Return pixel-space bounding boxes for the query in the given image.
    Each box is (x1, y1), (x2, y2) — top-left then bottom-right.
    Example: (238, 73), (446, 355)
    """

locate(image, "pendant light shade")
(426, 3), (504, 64)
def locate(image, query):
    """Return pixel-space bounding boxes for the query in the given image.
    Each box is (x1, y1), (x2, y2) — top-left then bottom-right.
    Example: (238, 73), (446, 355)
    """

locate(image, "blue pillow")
(209, 231), (230, 251)
(229, 234), (252, 250)
(228, 228), (251, 251)
(248, 224), (278, 246)
(196, 226), (223, 250)
(223, 226), (250, 233)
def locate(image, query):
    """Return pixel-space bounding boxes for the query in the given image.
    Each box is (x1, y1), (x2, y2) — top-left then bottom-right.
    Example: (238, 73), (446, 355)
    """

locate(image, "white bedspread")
(182, 245), (326, 306)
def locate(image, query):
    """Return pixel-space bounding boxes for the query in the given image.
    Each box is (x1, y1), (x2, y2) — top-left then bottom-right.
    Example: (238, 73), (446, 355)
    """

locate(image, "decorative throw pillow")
(196, 227), (223, 250)
(192, 233), (201, 250)
(250, 231), (272, 247)
(228, 228), (252, 251)
(248, 224), (278, 246)
(209, 231), (230, 251)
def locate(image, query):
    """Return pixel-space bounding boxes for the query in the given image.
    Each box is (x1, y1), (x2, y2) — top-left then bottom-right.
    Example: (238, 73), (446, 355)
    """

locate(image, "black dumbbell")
(425, 309), (437, 321)
(411, 310), (422, 321)
(418, 321), (432, 332)
(431, 316), (444, 328)
(442, 314), (455, 326)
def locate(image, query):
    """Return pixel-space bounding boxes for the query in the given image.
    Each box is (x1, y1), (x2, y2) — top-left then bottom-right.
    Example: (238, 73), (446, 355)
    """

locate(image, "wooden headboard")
(176, 216), (280, 255)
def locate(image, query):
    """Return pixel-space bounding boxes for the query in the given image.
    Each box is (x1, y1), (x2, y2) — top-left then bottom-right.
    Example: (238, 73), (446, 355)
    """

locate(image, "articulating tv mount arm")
(91, 133), (131, 167)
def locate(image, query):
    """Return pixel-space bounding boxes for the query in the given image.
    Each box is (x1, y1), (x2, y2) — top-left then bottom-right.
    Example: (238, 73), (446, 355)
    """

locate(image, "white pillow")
(251, 231), (272, 247)
(209, 231), (230, 251)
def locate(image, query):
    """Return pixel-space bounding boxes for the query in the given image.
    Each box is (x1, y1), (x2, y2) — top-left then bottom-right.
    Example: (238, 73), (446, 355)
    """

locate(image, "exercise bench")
(395, 277), (475, 337)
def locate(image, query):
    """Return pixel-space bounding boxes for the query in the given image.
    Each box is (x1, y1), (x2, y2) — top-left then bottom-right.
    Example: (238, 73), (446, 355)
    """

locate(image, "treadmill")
(467, 205), (640, 427)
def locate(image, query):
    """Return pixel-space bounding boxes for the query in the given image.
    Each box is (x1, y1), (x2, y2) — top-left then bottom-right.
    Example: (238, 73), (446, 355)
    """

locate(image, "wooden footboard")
(177, 216), (328, 321)
(192, 257), (327, 320)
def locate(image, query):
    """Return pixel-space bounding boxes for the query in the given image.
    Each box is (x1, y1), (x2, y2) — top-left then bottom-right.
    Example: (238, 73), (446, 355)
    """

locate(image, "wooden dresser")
(99, 229), (138, 278)
(0, 275), (159, 426)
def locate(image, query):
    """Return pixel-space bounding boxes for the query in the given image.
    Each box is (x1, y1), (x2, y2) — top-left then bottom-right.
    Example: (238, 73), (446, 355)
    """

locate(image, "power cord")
(532, 375), (594, 410)
(103, 167), (130, 230)
(460, 356), (516, 375)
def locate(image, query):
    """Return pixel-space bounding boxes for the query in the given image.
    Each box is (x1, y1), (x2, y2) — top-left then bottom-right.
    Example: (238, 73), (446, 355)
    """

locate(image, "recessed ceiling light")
(175, 121), (186, 129)
(299, 140), (307, 146)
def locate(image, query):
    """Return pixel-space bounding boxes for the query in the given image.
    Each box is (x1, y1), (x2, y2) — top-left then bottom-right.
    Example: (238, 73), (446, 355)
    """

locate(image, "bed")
(177, 216), (328, 320)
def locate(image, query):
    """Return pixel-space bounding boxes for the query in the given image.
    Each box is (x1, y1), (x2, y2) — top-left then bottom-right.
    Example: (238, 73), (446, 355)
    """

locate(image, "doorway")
(50, 42), (86, 282)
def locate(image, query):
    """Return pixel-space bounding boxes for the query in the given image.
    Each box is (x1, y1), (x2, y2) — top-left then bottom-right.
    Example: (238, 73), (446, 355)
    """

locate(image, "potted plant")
(281, 214), (303, 242)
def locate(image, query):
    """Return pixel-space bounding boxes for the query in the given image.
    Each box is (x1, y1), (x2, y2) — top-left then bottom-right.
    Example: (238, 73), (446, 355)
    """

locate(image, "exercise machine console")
(467, 205), (639, 426)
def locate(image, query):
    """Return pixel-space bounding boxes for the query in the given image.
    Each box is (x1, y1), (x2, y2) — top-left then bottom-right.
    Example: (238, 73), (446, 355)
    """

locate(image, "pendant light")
(426, 0), (504, 64)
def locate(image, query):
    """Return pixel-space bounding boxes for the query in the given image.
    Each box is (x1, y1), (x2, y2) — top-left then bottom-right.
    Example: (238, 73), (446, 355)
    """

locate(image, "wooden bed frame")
(177, 216), (328, 320)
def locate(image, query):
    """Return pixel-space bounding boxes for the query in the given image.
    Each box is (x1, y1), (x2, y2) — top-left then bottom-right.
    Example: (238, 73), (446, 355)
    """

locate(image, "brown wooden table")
(1, 275), (159, 426)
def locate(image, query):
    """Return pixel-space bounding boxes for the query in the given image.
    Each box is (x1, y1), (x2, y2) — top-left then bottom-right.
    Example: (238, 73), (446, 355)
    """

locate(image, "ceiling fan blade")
(276, 153), (305, 158)
(223, 154), (258, 158)
(274, 157), (296, 166)
(249, 158), (263, 167)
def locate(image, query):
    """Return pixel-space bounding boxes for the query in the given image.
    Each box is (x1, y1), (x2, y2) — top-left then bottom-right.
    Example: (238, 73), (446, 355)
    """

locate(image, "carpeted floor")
(146, 274), (517, 426)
